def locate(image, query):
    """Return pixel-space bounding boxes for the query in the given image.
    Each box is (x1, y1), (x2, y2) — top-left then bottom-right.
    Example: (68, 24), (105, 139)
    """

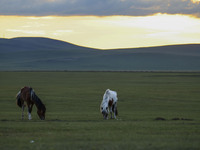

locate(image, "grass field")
(0, 72), (200, 150)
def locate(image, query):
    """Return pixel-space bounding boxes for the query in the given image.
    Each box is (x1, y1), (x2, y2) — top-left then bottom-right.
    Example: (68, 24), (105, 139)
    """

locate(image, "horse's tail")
(16, 91), (22, 108)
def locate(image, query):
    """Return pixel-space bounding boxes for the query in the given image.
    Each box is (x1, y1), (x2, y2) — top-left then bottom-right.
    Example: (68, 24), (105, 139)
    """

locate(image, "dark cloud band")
(0, 0), (199, 16)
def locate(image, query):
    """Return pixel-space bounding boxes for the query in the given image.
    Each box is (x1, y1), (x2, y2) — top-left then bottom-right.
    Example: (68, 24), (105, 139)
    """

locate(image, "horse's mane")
(101, 89), (110, 108)
(30, 88), (46, 112)
(103, 89), (110, 100)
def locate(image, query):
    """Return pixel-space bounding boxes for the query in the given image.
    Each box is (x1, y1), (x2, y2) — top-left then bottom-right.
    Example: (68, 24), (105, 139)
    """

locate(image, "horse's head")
(100, 103), (109, 119)
(37, 109), (45, 120)
(37, 105), (46, 120)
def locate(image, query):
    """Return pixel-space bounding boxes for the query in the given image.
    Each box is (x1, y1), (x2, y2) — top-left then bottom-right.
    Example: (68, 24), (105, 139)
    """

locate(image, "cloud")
(0, 0), (199, 17)
(6, 29), (45, 35)
(191, 0), (200, 4)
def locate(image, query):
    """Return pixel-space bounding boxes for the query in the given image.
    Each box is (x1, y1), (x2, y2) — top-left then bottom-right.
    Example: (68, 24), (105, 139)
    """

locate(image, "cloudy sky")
(0, 0), (200, 49)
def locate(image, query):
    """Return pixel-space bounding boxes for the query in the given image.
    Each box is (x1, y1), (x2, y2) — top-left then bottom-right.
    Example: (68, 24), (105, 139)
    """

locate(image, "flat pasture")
(0, 72), (200, 150)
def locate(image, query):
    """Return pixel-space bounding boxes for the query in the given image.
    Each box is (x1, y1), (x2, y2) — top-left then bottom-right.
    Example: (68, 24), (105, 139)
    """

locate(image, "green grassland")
(0, 72), (200, 150)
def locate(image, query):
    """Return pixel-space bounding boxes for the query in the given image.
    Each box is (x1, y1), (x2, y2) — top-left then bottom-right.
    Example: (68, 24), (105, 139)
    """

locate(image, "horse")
(16, 86), (46, 120)
(100, 89), (118, 119)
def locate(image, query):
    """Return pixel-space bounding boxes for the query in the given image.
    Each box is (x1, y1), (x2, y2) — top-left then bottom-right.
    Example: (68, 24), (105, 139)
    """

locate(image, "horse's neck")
(32, 96), (43, 110)
(104, 93), (110, 100)
(102, 97), (109, 106)
(35, 102), (41, 110)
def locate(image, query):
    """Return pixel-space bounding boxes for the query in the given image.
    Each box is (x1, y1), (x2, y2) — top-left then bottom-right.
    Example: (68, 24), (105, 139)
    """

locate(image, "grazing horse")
(16, 87), (46, 120)
(100, 89), (118, 119)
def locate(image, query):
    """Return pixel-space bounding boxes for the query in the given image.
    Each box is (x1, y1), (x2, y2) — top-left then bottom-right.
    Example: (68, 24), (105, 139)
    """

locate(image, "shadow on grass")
(154, 117), (194, 121)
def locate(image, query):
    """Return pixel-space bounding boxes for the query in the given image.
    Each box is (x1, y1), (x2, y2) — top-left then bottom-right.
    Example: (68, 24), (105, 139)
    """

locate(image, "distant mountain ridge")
(0, 37), (200, 71)
(0, 37), (94, 51)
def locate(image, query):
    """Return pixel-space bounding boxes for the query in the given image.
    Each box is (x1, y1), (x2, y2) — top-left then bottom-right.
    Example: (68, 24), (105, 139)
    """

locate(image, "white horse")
(100, 89), (118, 119)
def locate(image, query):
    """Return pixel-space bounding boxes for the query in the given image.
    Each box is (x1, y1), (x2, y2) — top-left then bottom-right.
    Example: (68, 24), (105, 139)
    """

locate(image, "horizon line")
(1, 36), (200, 50)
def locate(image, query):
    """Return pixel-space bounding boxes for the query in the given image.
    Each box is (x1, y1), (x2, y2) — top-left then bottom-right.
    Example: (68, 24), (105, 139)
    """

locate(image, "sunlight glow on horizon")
(191, 0), (200, 4)
(0, 14), (200, 49)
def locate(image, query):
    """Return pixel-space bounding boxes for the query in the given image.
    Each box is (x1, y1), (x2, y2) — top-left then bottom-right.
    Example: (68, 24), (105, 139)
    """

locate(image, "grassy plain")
(0, 72), (200, 150)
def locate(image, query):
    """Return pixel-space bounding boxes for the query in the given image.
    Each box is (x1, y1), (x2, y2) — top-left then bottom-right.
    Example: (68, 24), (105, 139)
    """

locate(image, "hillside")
(0, 37), (200, 71)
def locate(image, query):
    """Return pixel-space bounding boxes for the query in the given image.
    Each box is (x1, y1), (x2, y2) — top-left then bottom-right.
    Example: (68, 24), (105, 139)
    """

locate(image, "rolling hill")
(0, 37), (200, 71)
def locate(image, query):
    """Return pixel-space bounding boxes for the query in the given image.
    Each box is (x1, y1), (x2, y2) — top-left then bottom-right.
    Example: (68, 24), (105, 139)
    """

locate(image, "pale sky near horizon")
(0, 0), (200, 49)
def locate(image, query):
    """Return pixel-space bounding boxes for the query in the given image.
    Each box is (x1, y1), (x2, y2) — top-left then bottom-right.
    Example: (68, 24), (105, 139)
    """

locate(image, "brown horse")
(16, 86), (46, 120)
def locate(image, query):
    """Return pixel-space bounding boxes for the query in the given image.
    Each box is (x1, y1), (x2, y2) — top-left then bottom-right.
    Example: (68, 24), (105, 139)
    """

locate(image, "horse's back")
(21, 86), (31, 92)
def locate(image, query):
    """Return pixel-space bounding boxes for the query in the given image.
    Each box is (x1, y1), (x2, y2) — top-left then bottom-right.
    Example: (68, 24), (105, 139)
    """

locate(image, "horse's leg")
(28, 104), (33, 120)
(110, 107), (113, 119)
(113, 104), (117, 119)
(22, 105), (25, 120)
(113, 110), (116, 119)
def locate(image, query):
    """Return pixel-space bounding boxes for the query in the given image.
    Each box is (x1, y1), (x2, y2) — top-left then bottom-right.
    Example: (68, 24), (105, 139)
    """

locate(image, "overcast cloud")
(0, 0), (199, 16)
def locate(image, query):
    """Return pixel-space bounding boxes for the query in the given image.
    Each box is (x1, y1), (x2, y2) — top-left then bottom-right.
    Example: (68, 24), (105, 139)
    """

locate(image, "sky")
(0, 0), (200, 49)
